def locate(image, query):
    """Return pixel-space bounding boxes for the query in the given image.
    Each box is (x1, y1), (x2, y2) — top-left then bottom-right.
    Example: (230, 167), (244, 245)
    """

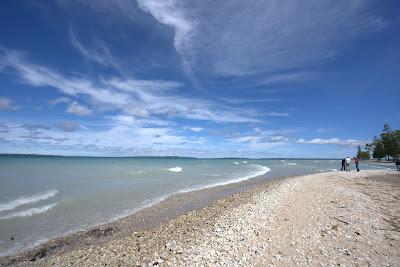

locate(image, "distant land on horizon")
(0, 153), (341, 160)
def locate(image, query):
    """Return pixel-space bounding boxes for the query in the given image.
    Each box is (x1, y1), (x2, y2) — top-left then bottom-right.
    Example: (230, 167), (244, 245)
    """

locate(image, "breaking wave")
(0, 203), (57, 220)
(0, 189), (57, 213)
(178, 165), (271, 193)
(167, 166), (183, 172)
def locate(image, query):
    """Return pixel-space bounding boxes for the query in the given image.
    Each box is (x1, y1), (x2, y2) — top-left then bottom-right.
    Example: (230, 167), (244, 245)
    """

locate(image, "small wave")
(286, 163), (297, 166)
(0, 189), (57, 213)
(167, 166), (182, 172)
(0, 203), (57, 220)
(178, 165), (271, 193)
(328, 169), (338, 171)
(233, 162), (239, 165)
(242, 161), (248, 164)
(314, 160), (319, 163)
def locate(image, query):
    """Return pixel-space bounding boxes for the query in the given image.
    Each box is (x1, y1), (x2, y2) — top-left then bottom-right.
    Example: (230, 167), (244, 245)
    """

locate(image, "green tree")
(357, 145), (362, 158)
(372, 140), (385, 160)
(392, 130), (400, 160)
(357, 145), (370, 160)
(380, 123), (395, 161)
(366, 124), (400, 161)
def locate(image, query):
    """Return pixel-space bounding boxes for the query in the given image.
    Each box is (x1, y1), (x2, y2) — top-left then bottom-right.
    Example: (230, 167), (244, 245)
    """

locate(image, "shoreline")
(0, 167), (288, 265)
(2, 169), (399, 266)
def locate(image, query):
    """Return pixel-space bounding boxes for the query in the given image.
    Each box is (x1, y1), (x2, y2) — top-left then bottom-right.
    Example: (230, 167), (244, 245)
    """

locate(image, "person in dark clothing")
(341, 158), (346, 171)
(396, 158), (400, 171)
(354, 157), (360, 172)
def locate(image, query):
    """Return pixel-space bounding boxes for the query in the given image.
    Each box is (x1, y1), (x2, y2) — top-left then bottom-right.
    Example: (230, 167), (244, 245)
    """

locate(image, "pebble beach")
(2, 169), (399, 266)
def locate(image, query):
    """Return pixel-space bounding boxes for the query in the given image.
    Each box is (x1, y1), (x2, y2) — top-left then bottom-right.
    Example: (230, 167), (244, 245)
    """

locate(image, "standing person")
(396, 158), (400, 171)
(341, 158), (346, 171)
(345, 156), (351, 172)
(354, 157), (360, 172)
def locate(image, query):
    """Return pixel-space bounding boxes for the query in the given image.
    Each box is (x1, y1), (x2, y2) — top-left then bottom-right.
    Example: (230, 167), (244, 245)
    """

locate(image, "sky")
(0, 0), (399, 158)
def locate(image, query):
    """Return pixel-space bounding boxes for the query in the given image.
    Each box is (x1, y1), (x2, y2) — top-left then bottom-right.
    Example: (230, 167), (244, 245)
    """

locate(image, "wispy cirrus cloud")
(0, 47), (259, 123)
(138, 0), (387, 79)
(265, 112), (289, 117)
(257, 71), (317, 86)
(0, 48), (131, 107)
(69, 28), (122, 72)
(137, 0), (194, 74)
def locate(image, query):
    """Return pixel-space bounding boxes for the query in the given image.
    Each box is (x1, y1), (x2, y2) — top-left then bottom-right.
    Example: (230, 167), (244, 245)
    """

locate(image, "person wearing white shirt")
(345, 157), (351, 172)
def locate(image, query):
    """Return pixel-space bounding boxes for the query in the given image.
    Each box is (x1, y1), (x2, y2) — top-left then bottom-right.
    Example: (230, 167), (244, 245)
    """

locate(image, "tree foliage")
(366, 124), (400, 161)
(357, 145), (370, 160)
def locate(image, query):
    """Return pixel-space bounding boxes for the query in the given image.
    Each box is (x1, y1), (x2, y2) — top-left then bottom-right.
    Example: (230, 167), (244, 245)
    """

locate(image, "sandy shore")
(3, 170), (400, 266)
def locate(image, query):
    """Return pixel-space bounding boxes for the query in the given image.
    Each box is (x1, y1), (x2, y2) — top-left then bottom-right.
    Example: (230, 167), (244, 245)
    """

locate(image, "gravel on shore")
(4, 170), (400, 266)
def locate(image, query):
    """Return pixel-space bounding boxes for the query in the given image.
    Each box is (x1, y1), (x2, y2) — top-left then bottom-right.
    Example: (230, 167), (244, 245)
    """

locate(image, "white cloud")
(69, 28), (120, 69)
(258, 71), (316, 86)
(55, 122), (84, 132)
(188, 127), (203, 132)
(269, 135), (286, 142)
(226, 127), (293, 152)
(0, 48), (259, 123)
(50, 97), (70, 106)
(0, 119), (207, 156)
(265, 112), (289, 117)
(107, 115), (172, 127)
(105, 78), (259, 123)
(0, 97), (19, 110)
(137, 0), (194, 74)
(138, 0), (386, 77)
(296, 138), (364, 146)
(67, 101), (92, 116)
(0, 49), (131, 107)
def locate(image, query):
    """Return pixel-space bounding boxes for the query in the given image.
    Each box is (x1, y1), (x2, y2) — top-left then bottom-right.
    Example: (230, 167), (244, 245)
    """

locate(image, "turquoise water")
(0, 156), (395, 256)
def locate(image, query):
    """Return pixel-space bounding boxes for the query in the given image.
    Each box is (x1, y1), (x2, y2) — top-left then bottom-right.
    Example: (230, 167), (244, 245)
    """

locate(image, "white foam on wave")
(0, 203), (57, 220)
(233, 162), (240, 165)
(178, 164), (271, 193)
(242, 161), (248, 164)
(167, 166), (183, 172)
(0, 189), (57, 213)
(286, 163), (297, 166)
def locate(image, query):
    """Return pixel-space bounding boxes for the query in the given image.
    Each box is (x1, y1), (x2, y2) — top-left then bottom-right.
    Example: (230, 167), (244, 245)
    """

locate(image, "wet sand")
(2, 170), (399, 266)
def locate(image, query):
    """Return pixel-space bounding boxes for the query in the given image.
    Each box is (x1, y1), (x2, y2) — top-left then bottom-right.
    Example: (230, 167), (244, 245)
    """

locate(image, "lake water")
(0, 156), (395, 256)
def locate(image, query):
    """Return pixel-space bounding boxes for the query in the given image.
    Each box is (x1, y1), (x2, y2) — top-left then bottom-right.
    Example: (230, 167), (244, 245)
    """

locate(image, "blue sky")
(0, 0), (399, 158)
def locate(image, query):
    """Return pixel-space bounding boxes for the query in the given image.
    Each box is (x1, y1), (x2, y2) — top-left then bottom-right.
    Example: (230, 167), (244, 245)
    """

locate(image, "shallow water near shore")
(0, 156), (396, 256)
